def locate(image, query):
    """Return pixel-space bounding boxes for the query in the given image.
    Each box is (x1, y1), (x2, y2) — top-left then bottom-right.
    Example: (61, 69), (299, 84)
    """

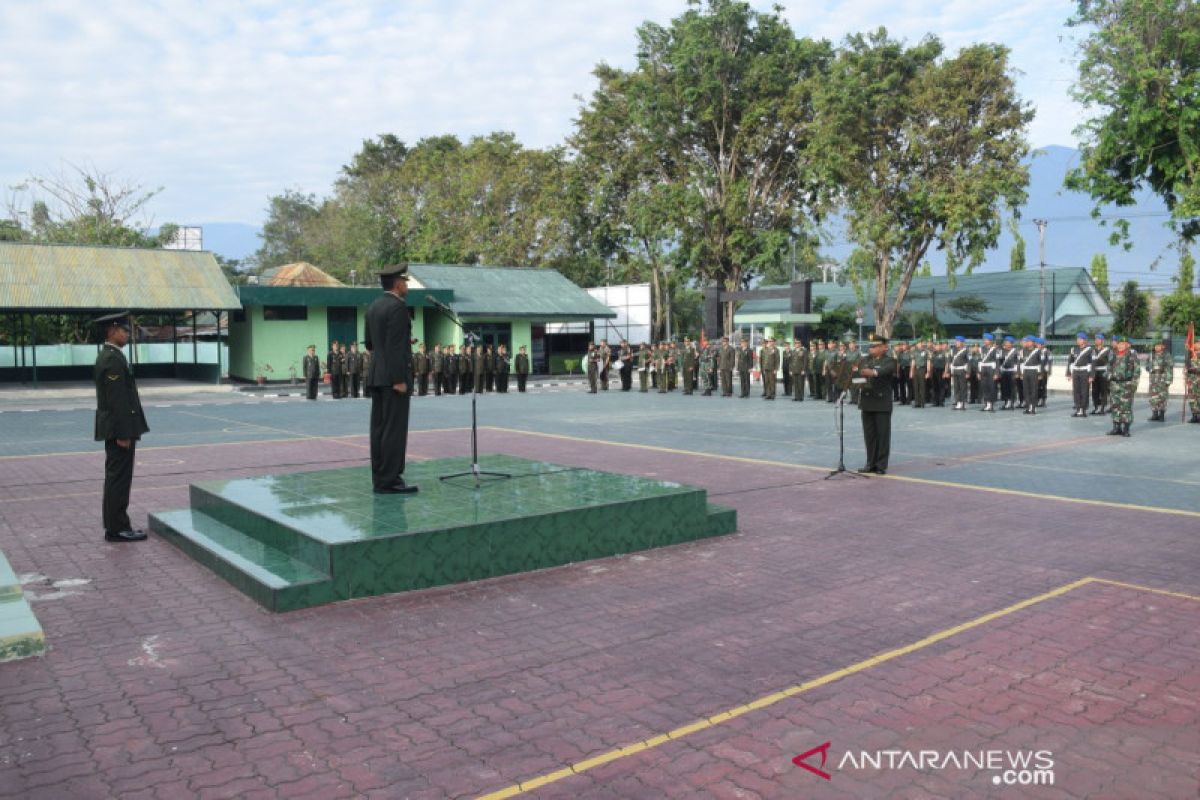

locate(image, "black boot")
(1106, 421), (1120, 436)
(1122, 422), (1131, 437)
(1191, 413), (1200, 423)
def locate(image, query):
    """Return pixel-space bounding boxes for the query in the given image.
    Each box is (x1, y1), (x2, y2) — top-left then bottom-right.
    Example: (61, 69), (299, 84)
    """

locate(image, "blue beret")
(1004, 335), (1015, 343)
(954, 335), (965, 342)
(1095, 333), (1105, 340)
(1076, 331), (1088, 340)
(983, 333), (994, 341)
(1036, 336), (1046, 345)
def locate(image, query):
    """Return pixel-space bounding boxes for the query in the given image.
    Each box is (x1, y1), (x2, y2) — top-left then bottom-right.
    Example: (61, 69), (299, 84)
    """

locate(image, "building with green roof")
(1, 241), (240, 383)
(227, 263), (615, 382)
(734, 268), (1113, 340)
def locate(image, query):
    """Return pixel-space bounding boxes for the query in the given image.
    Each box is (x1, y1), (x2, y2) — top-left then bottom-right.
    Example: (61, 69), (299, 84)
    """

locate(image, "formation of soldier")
(584, 331), (1200, 437)
(303, 341), (532, 399)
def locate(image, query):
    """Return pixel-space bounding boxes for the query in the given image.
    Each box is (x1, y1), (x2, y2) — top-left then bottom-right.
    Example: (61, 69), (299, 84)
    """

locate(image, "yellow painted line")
(1091, 578), (1200, 603)
(481, 426), (1200, 520)
(482, 426), (831, 474)
(0, 428), (467, 461)
(476, 576), (1096, 799)
(0, 484), (191, 503)
(880, 472), (1200, 520)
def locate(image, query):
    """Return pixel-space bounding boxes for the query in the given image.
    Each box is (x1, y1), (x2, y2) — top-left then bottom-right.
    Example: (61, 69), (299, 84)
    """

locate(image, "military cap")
(1004, 335), (1015, 343)
(1076, 331), (1089, 340)
(378, 263), (410, 278)
(982, 333), (994, 342)
(868, 333), (888, 345)
(1094, 332), (1105, 340)
(93, 311), (132, 330)
(954, 335), (965, 343)
(1113, 334), (1128, 343)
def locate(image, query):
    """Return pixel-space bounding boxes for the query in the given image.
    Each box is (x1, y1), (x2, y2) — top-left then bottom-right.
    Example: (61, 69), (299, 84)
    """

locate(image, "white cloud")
(1, 0), (1083, 227)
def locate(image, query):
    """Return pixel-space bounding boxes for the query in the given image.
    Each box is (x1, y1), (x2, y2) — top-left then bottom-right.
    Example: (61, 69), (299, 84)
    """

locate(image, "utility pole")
(1034, 219), (1047, 338)
(790, 238), (797, 282)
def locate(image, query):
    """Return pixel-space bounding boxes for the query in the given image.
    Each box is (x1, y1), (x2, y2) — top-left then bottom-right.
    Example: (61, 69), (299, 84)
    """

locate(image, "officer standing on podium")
(365, 264), (418, 495)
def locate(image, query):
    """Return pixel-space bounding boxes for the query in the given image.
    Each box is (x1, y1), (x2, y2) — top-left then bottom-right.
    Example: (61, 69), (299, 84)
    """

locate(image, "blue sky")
(1, 0), (1086, 228)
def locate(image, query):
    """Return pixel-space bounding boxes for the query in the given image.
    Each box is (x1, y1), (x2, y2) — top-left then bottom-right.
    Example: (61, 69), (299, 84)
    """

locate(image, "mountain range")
(193, 146), (1190, 295)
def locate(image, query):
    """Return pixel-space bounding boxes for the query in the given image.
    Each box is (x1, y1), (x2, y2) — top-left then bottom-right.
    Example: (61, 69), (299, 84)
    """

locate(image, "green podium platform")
(150, 455), (736, 612)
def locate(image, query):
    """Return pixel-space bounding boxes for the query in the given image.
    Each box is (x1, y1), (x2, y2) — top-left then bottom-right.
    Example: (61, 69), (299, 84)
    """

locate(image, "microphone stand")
(429, 301), (511, 489)
(826, 384), (867, 480)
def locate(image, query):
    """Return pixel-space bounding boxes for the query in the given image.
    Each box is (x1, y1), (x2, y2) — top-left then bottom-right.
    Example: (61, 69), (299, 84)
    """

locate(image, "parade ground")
(0, 385), (1197, 798)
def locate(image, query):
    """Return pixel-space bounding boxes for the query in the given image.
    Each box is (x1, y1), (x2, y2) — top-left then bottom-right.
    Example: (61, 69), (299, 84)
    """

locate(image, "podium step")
(0, 550), (45, 662)
(150, 510), (333, 611)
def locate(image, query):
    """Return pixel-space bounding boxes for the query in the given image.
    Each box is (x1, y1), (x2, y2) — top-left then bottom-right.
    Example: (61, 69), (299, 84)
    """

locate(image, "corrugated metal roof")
(260, 262), (344, 287)
(408, 264), (616, 319)
(736, 268), (1113, 329)
(0, 242), (241, 311)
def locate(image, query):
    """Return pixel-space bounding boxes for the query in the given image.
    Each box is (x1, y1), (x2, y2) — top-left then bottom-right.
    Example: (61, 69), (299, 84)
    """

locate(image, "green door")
(327, 307), (358, 347)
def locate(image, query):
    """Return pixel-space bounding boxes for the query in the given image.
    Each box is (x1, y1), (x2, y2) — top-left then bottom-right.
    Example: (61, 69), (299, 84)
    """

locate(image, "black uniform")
(1068, 342), (1094, 415)
(364, 292), (414, 491)
(515, 352), (530, 392)
(859, 352), (896, 474)
(495, 350), (511, 393)
(94, 343), (149, 536)
(345, 348), (362, 398)
(302, 352), (321, 400)
(1091, 343), (1112, 413)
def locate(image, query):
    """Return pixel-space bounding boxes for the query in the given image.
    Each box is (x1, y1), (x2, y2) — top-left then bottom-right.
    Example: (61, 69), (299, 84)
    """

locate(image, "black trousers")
(330, 373), (342, 398)
(952, 371), (968, 405)
(1092, 373), (1109, 408)
(860, 410), (891, 472)
(1022, 372), (1040, 409)
(418, 374), (429, 396)
(350, 374), (361, 398)
(369, 388), (411, 490)
(738, 370), (750, 397)
(517, 373), (528, 392)
(980, 370), (998, 403)
(103, 439), (136, 534)
(621, 368), (632, 391)
(432, 373), (441, 395)
(497, 372), (509, 393)
(1000, 372), (1016, 403)
(306, 377), (318, 400)
(460, 375), (471, 394)
(1072, 371), (1090, 410)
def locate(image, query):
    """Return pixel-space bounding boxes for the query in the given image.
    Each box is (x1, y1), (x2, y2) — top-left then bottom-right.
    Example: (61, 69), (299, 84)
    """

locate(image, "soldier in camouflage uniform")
(1146, 338), (1172, 422)
(1189, 339), (1200, 423)
(699, 344), (715, 395)
(1106, 335), (1141, 437)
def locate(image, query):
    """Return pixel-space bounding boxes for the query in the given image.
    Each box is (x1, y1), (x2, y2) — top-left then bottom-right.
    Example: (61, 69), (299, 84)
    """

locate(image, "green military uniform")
(760, 342), (779, 399)
(699, 345), (715, 395)
(431, 347), (443, 396)
(1147, 344), (1172, 421)
(1107, 339), (1141, 436)
(736, 343), (753, 398)
(655, 346), (668, 394)
(718, 342), (735, 397)
(637, 346), (650, 392)
(858, 338), (896, 474)
(1188, 347), (1200, 423)
(811, 342), (826, 400)
(789, 344), (807, 401)
(515, 350), (530, 392)
(682, 344), (697, 395)
(911, 344), (930, 407)
(93, 315), (150, 540)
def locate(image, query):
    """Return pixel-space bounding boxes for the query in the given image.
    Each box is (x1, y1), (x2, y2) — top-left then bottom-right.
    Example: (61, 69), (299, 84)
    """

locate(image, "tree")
(1008, 216), (1026, 271)
(5, 164), (175, 247)
(1111, 280), (1151, 336)
(1066, 0), (1200, 240)
(1175, 246), (1195, 294)
(812, 30), (1033, 337)
(943, 294), (991, 322)
(254, 189), (320, 270)
(572, 0), (834, 335)
(1090, 253), (1110, 300)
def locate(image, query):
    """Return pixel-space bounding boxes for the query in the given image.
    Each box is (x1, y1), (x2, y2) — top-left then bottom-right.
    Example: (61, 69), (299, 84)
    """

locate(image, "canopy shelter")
(0, 241), (241, 385)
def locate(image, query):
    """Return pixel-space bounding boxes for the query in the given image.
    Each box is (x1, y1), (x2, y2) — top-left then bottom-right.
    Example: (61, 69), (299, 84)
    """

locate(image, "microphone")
(426, 296), (455, 315)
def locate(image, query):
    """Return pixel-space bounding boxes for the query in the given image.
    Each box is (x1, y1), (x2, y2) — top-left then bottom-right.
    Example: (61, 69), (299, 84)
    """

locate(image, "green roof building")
(228, 263), (615, 382)
(735, 268), (1114, 340)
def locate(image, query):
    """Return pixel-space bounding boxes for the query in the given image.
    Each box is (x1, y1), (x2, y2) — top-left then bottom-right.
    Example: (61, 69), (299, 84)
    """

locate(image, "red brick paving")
(0, 429), (1197, 798)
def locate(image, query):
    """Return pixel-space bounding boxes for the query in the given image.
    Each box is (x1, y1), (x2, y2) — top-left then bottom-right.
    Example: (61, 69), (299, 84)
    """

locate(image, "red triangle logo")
(792, 741), (832, 780)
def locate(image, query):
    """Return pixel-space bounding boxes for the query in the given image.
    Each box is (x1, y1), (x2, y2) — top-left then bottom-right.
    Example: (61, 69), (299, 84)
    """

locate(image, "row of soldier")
(584, 333), (1200, 429)
(300, 340), (533, 400)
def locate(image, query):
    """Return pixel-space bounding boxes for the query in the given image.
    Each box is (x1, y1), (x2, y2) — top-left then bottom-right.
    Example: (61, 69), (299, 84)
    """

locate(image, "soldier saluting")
(93, 312), (149, 542)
